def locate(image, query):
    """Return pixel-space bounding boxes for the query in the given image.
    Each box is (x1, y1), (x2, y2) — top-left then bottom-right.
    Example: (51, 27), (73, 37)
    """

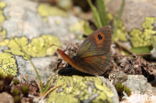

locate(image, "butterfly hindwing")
(73, 54), (110, 75)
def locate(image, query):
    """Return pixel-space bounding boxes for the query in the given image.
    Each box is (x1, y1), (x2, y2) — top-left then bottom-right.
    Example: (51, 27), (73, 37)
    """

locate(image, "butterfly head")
(91, 26), (112, 48)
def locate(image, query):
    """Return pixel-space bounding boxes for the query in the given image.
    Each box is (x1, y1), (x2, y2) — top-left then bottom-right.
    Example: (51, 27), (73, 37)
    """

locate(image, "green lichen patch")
(0, 29), (6, 41)
(0, 35), (61, 59)
(69, 20), (93, 39)
(0, 2), (6, 8)
(0, 53), (17, 77)
(69, 21), (86, 33)
(38, 4), (67, 17)
(113, 19), (127, 42)
(130, 17), (156, 48)
(83, 22), (93, 35)
(0, 2), (6, 24)
(47, 76), (114, 103)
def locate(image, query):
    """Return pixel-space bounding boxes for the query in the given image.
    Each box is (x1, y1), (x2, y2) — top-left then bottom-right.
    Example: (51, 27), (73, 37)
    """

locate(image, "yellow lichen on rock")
(0, 37), (28, 58)
(0, 35), (61, 59)
(26, 35), (61, 57)
(38, 4), (67, 17)
(0, 53), (17, 77)
(47, 76), (114, 103)
(0, 29), (6, 41)
(130, 17), (156, 47)
(113, 20), (127, 42)
(0, 2), (6, 24)
(0, 2), (6, 8)
(69, 21), (86, 33)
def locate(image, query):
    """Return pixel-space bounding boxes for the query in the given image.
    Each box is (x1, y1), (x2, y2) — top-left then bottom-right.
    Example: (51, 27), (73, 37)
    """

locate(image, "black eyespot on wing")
(97, 34), (103, 40)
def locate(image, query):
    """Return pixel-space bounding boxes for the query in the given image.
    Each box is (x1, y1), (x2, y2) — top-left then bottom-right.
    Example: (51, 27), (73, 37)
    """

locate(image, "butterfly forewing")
(77, 26), (111, 58)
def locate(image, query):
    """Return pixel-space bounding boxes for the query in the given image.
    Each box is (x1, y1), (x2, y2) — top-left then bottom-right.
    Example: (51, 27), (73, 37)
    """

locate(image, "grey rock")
(123, 75), (156, 94)
(16, 56), (57, 82)
(102, 77), (120, 103)
(0, 46), (8, 52)
(2, 0), (83, 42)
(0, 0), (84, 81)
(106, 0), (156, 31)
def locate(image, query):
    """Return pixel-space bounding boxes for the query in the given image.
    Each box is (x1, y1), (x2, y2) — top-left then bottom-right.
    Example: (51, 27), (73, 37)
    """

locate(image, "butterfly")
(57, 26), (112, 75)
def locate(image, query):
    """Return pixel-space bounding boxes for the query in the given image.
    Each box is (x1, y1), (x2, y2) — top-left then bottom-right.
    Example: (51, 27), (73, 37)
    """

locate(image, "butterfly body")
(57, 26), (112, 75)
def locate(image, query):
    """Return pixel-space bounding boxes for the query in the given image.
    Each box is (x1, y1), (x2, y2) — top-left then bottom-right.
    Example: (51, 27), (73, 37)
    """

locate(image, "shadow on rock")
(58, 66), (93, 76)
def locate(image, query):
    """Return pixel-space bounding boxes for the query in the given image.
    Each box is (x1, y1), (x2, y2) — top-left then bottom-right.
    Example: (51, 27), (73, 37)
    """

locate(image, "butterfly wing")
(77, 26), (111, 58)
(57, 26), (112, 75)
(73, 26), (112, 75)
(73, 54), (111, 75)
(57, 49), (109, 75)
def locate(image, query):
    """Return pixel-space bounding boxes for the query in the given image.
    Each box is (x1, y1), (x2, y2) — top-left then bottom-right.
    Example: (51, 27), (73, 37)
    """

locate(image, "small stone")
(0, 92), (14, 103)
(123, 75), (156, 94)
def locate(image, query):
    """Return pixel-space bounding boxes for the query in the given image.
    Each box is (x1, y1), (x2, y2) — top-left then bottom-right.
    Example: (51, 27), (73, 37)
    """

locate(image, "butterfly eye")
(97, 34), (103, 40)
(94, 32), (105, 46)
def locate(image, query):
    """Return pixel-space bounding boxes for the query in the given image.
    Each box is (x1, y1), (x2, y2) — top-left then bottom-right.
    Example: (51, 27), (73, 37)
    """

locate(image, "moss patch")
(47, 76), (114, 103)
(0, 53), (17, 77)
(115, 82), (131, 100)
(0, 35), (61, 59)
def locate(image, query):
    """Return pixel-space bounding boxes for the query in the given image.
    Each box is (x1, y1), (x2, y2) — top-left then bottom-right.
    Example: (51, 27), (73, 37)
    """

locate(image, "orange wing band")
(57, 49), (79, 69)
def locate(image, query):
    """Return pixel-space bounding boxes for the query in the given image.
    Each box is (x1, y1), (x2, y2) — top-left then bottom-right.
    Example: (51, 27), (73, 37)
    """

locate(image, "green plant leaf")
(131, 46), (152, 54)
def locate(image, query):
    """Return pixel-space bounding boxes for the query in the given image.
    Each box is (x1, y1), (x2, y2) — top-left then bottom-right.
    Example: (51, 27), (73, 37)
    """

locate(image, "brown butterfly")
(57, 26), (112, 75)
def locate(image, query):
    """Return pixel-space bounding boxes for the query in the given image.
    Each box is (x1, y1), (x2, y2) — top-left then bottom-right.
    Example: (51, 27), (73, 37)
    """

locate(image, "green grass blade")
(42, 75), (54, 93)
(116, 0), (125, 19)
(96, 0), (109, 26)
(29, 60), (43, 93)
(13, 39), (44, 93)
(87, 0), (102, 28)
